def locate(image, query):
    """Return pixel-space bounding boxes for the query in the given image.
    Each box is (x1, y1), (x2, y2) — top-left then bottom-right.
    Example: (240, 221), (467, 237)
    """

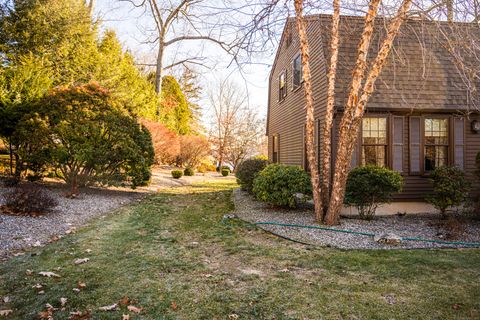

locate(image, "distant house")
(267, 15), (480, 210)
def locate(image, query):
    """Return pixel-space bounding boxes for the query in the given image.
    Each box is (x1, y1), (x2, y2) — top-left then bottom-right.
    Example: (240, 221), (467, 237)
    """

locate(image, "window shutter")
(392, 116), (404, 173)
(409, 116), (421, 174)
(453, 117), (465, 170)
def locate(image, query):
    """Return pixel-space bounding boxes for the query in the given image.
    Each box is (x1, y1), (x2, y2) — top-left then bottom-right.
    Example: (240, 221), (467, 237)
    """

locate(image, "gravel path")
(233, 189), (480, 249)
(0, 184), (144, 261)
(0, 168), (234, 261)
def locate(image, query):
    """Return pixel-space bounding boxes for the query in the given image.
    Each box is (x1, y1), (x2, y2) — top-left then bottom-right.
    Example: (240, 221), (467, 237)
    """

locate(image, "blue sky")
(94, 1), (276, 122)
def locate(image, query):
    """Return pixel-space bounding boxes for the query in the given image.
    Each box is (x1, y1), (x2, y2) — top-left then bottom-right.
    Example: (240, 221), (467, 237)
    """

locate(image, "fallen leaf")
(26, 269), (33, 276)
(119, 296), (130, 306)
(45, 303), (56, 310)
(73, 288), (81, 293)
(228, 314), (239, 320)
(13, 252), (25, 257)
(171, 301), (177, 311)
(204, 274), (213, 278)
(38, 291), (45, 295)
(77, 282), (87, 289)
(85, 249), (92, 253)
(383, 294), (396, 305)
(38, 310), (53, 319)
(127, 305), (143, 313)
(2, 296), (9, 303)
(122, 315), (130, 320)
(68, 310), (91, 320)
(74, 258), (89, 265)
(453, 303), (461, 310)
(39, 271), (61, 278)
(33, 241), (42, 247)
(0, 310), (13, 317)
(98, 304), (118, 311)
(32, 284), (43, 289)
(60, 297), (67, 306)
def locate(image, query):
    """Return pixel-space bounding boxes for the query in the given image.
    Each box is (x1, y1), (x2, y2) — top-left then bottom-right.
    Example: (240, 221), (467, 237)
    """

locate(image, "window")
(272, 135), (279, 163)
(361, 117), (387, 167)
(292, 54), (302, 90)
(278, 71), (287, 100)
(424, 118), (448, 171)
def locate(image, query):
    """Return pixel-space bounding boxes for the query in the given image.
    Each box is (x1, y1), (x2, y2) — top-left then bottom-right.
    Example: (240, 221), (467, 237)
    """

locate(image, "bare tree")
(121, 0), (234, 98)
(320, 0), (341, 216)
(293, 0), (323, 220)
(226, 108), (265, 170)
(208, 79), (247, 169)
(324, 0), (413, 225)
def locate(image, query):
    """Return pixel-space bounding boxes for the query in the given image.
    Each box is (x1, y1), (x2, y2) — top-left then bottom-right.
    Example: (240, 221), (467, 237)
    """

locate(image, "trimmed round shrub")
(184, 167), (194, 176)
(216, 165), (230, 172)
(235, 157), (269, 193)
(426, 166), (471, 218)
(344, 166), (403, 220)
(252, 164), (311, 208)
(2, 184), (58, 215)
(221, 168), (230, 176)
(171, 170), (183, 179)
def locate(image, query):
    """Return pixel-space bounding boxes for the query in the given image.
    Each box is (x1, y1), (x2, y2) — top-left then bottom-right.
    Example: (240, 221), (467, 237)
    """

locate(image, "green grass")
(1, 180), (480, 319)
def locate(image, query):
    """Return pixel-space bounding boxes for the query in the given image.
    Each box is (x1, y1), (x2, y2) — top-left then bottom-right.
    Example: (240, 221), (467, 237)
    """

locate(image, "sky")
(93, 1), (278, 122)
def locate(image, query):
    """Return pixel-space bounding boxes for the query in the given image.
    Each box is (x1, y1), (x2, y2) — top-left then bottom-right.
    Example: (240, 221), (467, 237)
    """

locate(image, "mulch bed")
(233, 188), (480, 249)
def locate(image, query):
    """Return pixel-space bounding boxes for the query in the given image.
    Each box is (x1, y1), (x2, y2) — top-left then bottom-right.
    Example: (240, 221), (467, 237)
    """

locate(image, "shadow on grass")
(1, 179), (479, 319)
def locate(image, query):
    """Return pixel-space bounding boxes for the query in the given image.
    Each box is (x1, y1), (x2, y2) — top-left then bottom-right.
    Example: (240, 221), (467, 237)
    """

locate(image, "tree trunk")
(8, 141), (13, 176)
(446, 0), (453, 22)
(155, 40), (164, 111)
(320, 0), (341, 216)
(294, 0), (323, 221)
(324, 0), (413, 225)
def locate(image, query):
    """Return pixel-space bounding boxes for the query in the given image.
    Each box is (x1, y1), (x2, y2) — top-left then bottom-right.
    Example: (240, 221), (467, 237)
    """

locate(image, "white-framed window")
(292, 53), (303, 90)
(278, 71), (287, 100)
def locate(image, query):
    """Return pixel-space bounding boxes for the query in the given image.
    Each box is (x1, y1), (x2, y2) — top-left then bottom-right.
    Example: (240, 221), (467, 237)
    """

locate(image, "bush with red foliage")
(142, 119), (180, 164)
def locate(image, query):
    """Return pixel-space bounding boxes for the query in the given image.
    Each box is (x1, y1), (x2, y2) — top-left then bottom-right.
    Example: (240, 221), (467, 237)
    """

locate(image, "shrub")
(252, 164), (311, 208)
(184, 167), (194, 176)
(221, 168), (230, 176)
(171, 170), (183, 179)
(235, 157), (269, 193)
(344, 166), (403, 220)
(0, 176), (20, 187)
(2, 184), (58, 215)
(426, 166), (471, 218)
(176, 135), (210, 168)
(16, 83), (154, 194)
(197, 161), (216, 173)
(141, 119), (180, 165)
(216, 165), (230, 172)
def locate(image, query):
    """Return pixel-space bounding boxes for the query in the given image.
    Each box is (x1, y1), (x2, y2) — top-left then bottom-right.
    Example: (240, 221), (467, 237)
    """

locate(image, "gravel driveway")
(233, 189), (480, 249)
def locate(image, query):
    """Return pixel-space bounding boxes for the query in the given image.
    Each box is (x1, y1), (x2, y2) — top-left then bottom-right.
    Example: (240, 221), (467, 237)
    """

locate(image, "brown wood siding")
(331, 111), (480, 201)
(267, 20), (328, 167)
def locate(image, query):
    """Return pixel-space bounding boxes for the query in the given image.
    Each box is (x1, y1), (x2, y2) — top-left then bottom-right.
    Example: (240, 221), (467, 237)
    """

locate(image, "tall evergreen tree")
(160, 75), (192, 135)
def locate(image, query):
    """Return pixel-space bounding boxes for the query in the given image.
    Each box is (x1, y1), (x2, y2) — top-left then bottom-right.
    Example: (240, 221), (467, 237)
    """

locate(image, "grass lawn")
(1, 180), (479, 319)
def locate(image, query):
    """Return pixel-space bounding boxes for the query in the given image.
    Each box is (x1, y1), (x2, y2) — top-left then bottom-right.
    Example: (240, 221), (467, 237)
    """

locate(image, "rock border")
(232, 188), (480, 250)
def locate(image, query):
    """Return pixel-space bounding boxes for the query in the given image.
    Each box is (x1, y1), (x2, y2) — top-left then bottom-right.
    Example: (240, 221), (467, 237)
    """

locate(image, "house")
(267, 15), (480, 213)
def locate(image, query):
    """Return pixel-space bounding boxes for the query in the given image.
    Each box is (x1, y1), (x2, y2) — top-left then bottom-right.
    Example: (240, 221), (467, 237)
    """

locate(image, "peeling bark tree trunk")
(320, 0), (341, 217)
(294, 0), (323, 221)
(324, 0), (413, 225)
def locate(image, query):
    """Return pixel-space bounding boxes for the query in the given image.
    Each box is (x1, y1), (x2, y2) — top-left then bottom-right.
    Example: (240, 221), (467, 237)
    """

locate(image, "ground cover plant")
(0, 180), (479, 319)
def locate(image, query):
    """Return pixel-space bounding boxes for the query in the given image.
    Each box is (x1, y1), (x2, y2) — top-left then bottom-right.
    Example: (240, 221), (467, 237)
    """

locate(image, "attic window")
(278, 71), (287, 100)
(292, 53), (303, 90)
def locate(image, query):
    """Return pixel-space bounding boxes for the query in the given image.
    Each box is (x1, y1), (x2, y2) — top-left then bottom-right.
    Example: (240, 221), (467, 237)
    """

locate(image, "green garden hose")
(254, 221), (480, 247)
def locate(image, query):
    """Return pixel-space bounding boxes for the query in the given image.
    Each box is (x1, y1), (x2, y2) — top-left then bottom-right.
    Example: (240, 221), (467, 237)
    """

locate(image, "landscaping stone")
(374, 233), (402, 245)
(233, 188), (480, 250)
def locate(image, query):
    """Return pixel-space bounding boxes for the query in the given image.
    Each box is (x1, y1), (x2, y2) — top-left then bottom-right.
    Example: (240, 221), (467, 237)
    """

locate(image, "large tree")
(16, 83), (154, 195)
